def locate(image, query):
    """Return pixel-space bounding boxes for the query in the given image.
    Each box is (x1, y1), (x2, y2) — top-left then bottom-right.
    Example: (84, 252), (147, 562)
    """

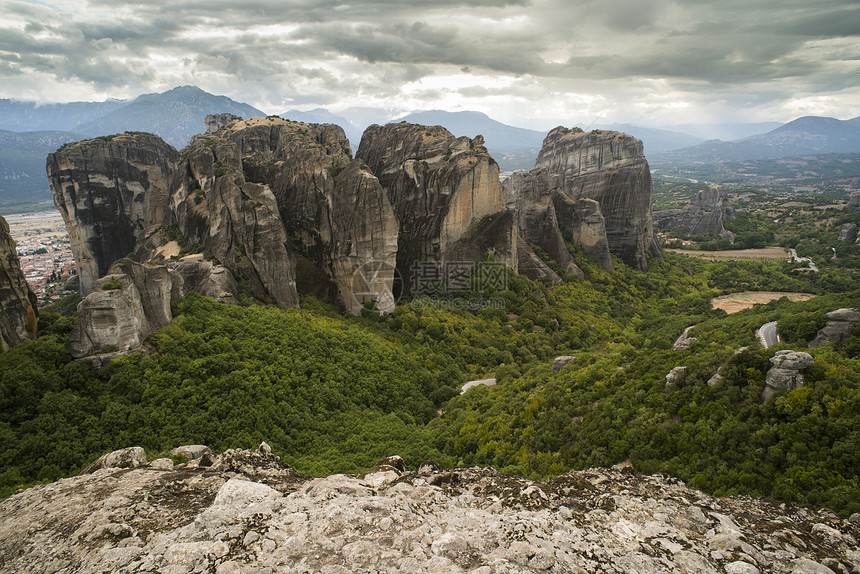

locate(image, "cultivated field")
(667, 247), (790, 261)
(712, 291), (817, 314)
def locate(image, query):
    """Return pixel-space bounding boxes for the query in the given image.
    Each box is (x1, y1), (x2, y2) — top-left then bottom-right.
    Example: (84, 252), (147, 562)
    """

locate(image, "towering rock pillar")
(535, 128), (659, 271)
(47, 133), (179, 295)
(357, 123), (517, 294)
(0, 216), (38, 350)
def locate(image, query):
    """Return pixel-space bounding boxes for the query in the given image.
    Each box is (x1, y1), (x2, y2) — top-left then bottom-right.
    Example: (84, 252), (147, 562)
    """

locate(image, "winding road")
(758, 321), (779, 348)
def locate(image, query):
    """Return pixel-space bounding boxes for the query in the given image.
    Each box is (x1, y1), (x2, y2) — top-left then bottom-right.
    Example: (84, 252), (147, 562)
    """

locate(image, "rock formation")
(665, 366), (688, 389)
(0, 215), (38, 350)
(809, 308), (860, 348)
(554, 194), (614, 272)
(515, 236), (562, 282)
(673, 326), (699, 351)
(205, 113), (241, 134)
(199, 116), (399, 314)
(504, 169), (586, 277)
(357, 123), (517, 294)
(551, 355), (575, 373)
(838, 223), (857, 242)
(1, 446), (856, 574)
(69, 259), (175, 358)
(762, 350), (814, 401)
(47, 133), (179, 295)
(847, 191), (860, 213)
(533, 127), (659, 271)
(653, 185), (736, 240)
(170, 121), (300, 308)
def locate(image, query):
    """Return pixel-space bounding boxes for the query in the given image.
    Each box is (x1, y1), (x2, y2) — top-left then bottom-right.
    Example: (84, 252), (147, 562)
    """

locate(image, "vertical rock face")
(0, 215), (37, 350)
(357, 123), (516, 293)
(504, 170), (583, 278)
(653, 185), (736, 239)
(69, 259), (175, 358)
(171, 125), (299, 308)
(534, 127), (659, 271)
(553, 194), (614, 272)
(47, 133), (179, 295)
(191, 116), (398, 313)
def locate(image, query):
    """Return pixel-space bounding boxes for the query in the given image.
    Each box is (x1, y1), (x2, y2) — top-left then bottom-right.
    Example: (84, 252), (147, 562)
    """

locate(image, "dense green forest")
(1, 247), (858, 516)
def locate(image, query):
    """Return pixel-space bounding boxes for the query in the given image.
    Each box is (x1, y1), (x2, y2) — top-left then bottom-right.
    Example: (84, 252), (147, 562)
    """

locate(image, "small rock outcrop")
(665, 366), (688, 388)
(762, 350), (814, 401)
(1, 448), (856, 573)
(673, 326), (699, 351)
(357, 123), (517, 294)
(552, 355), (576, 373)
(534, 127), (660, 271)
(653, 185), (736, 239)
(554, 193), (614, 272)
(0, 215), (37, 350)
(809, 308), (860, 347)
(205, 113), (241, 134)
(80, 446), (147, 474)
(69, 259), (175, 358)
(838, 223), (857, 242)
(48, 133), (180, 295)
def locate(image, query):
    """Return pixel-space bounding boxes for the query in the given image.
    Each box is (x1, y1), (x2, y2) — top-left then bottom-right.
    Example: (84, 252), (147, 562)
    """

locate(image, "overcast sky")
(1, 0), (858, 129)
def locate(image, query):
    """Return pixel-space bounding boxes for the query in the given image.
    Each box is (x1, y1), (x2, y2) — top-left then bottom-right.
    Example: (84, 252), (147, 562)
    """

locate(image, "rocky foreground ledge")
(0, 447), (857, 574)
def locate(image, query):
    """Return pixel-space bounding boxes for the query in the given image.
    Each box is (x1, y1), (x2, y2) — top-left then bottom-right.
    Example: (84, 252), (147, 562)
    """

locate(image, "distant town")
(6, 210), (76, 305)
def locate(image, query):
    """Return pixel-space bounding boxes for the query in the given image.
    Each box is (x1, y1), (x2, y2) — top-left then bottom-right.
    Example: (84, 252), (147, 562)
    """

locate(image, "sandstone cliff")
(504, 169), (584, 277)
(653, 185), (736, 239)
(0, 446), (856, 573)
(47, 133), (179, 295)
(357, 123), (516, 294)
(69, 259), (175, 358)
(170, 122), (300, 308)
(0, 215), (37, 350)
(534, 127), (659, 271)
(218, 117), (398, 314)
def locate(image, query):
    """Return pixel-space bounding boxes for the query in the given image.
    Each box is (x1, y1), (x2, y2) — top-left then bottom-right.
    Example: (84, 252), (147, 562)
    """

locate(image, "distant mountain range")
(0, 85), (857, 207)
(0, 130), (82, 205)
(652, 116), (860, 165)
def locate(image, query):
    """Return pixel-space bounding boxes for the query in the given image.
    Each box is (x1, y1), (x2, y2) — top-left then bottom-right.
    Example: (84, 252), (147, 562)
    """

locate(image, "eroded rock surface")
(1, 449), (856, 574)
(654, 185), (736, 239)
(762, 350), (814, 401)
(534, 127), (659, 271)
(810, 308), (860, 348)
(505, 169), (585, 277)
(47, 133), (179, 295)
(0, 215), (37, 350)
(69, 259), (175, 358)
(357, 123), (516, 293)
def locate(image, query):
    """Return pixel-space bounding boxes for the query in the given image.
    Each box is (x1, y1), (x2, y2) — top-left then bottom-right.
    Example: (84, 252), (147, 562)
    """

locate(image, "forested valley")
(1, 243), (859, 516)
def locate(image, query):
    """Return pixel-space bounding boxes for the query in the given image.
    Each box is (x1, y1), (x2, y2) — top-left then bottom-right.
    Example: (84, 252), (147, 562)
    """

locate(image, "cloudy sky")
(1, 0), (858, 129)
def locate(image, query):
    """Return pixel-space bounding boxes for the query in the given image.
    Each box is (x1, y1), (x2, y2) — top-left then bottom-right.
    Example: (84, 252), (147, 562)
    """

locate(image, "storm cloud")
(1, 0), (857, 126)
